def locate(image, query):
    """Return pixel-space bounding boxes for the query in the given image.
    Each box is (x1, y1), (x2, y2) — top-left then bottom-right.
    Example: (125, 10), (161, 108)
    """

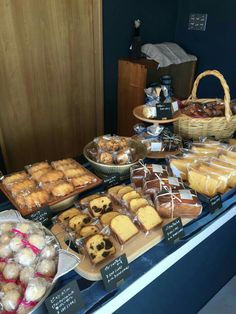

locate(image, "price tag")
(162, 217), (185, 244)
(209, 194), (222, 212)
(168, 177), (180, 186)
(103, 173), (120, 189)
(156, 103), (173, 120)
(45, 280), (84, 314)
(101, 254), (130, 291)
(172, 101), (179, 112)
(179, 189), (193, 200)
(25, 205), (53, 227)
(152, 164), (163, 173)
(151, 142), (162, 152)
(170, 164), (181, 178)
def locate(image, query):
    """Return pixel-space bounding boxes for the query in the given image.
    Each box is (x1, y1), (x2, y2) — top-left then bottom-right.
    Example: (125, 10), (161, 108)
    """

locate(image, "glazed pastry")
(99, 152), (113, 164)
(110, 214), (139, 243)
(39, 170), (64, 183)
(116, 150), (130, 165)
(51, 182), (74, 197)
(68, 214), (92, 232)
(136, 206), (162, 231)
(72, 175), (95, 187)
(10, 179), (36, 195)
(79, 225), (99, 238)
(97, 138), (107, 150)
(85, 234), (116, 264)
(89, 196), (113, 217)
(63, 167), (86, 178)
(100, 211), (120, 225)
(106, 139), (120, 152)
(129, 198), (149, 213)
(31, 167), (52, 182)
(2, 172), (28, 187)
(58, 207), (81, 223)
(27, 162), (50, 175)
(16, 190), (50, 209)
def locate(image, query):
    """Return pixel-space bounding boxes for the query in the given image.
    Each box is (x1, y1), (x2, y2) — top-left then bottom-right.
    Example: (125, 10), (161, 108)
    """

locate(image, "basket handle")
(186, 70), (232, 122)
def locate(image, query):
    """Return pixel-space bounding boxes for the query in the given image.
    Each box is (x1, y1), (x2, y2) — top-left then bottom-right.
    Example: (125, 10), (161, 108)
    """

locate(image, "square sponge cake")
(110, 214), (138, 243)
(136, 206), (162, 231)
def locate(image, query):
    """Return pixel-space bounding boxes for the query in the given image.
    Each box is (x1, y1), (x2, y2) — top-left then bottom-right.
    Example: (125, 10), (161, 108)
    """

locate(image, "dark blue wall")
(103, 0), (179, 133)
(175, 0), (236, 99)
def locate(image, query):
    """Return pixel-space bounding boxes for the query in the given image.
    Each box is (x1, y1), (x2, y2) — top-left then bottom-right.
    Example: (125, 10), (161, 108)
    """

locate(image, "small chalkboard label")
(25, 205), (53, 227)
(101, 254), (130, 291)
(162, 217), (185, 244)
(156, 102), (173, 120)
(209, 194), (222, 212)
(45, 280), (84, 314)
(103, 173), (120, 189)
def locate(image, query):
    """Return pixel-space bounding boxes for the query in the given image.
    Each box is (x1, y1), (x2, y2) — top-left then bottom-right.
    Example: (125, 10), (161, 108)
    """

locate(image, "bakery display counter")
(0, 157), (236, 314)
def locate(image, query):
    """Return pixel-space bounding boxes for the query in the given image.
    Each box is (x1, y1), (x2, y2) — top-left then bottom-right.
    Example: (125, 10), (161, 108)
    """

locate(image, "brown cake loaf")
(89, 196), (113, 217)
(122, 191), (140, 203)
(85, 234), (116, 264)
(110, 214), (139, 243)
(156, 190), (202, 218)
(79, 225), (99, 238)
(58, 207), (81, 223)
(129, 198), (149, 213)
(100, 211), (120, 225)
(136, 206), (162, 231)
(69, 214), (92, 231)
(117, 186), (134, 198)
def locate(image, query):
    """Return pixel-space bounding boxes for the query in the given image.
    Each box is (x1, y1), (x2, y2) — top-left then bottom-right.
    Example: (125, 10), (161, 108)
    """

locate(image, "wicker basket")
(174, 70), (236, 140)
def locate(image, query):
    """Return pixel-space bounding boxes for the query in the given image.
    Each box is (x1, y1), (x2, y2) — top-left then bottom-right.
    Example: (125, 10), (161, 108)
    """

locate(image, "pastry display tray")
(133, 105), (180, 124)
(51, 217), (192, 281)
(0, 169), (103, 216)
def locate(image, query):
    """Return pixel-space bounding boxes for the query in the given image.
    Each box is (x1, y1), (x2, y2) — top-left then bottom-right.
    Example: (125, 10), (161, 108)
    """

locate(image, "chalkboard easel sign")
(45, 280), (84, 314)
(209, 194), (222, 212)
(156, 103), (173, 120)
(162, 217), (185, 244)
(101, 254), (130, 291)
(25, 205), (53, 227)
(103, 173), (121, 189)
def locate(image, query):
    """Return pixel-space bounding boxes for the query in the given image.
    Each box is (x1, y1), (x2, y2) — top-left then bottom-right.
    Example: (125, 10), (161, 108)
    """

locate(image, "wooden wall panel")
(0, 0), (103, 171)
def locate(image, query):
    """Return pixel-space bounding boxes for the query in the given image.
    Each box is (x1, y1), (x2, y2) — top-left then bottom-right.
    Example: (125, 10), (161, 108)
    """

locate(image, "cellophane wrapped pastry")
(0, 220), (59, 314)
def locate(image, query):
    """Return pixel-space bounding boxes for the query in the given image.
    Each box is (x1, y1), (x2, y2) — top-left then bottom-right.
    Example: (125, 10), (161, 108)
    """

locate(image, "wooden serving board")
(0, 169), (103, 216)
(133, 105), (180, 124)
(51, 217), (191, 281)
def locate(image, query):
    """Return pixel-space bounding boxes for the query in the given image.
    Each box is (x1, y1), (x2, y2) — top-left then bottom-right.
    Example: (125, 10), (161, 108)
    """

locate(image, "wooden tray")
(133, 105), (180, 124)
(0, 169), (103, 216)
(51, 217), (191, 281)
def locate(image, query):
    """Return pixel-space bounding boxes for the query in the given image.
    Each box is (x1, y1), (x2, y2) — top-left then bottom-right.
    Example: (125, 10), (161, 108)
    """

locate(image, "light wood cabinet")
(117, 58), (196, 136)
(0, 0), (103, 171)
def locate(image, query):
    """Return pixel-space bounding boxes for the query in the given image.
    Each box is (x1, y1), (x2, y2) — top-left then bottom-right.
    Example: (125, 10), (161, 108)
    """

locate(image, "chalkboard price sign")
(25, 205), (53, 228)
(162, 217), (185, 244)
(45, 280), (84, 314)
(209, 194), (222, 212)
(103, 173), (121, 189)
(156, 102), (173, 120)
(101, 254), (130, 291)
